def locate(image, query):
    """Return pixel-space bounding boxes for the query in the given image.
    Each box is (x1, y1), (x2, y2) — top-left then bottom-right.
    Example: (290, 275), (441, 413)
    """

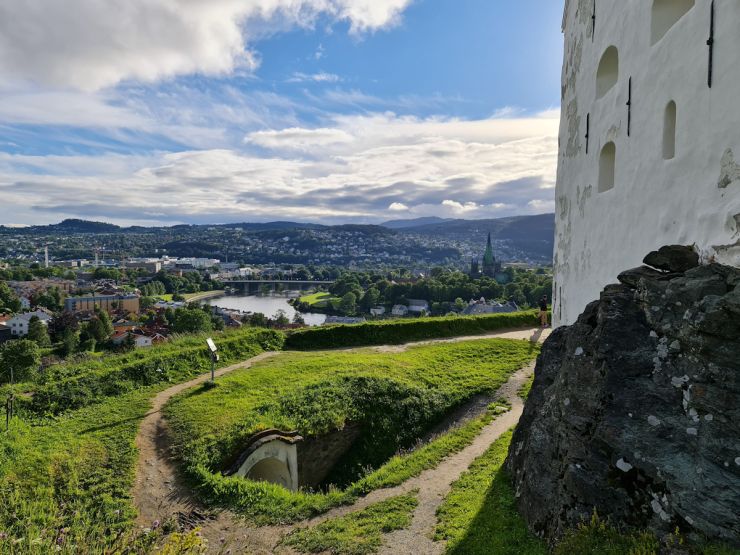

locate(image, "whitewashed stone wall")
(554, 0), (740, 326)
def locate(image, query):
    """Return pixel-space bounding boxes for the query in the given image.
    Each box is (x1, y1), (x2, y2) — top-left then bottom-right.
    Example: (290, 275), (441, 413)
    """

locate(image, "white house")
(407, 299), (430, 314)
(370, 306), (386, 317)
(554, 0), (740, 326)
(391, 305), (409, 317)
(7, 310), (52, 336)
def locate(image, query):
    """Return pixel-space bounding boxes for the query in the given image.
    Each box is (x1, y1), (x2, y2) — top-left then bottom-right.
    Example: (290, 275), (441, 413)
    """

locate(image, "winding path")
(132, 327), (550, 553)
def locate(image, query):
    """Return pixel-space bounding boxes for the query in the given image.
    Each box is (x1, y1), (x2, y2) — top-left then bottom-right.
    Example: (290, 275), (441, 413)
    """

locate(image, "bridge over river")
(223, 279), (335, 294)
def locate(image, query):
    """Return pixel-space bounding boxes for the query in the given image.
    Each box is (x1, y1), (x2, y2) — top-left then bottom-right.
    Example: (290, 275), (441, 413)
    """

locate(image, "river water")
(203, 292), (327, 327)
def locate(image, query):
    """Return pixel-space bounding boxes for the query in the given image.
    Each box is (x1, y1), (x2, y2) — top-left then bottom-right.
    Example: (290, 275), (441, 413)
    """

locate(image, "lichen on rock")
(506, 246), (740, 547)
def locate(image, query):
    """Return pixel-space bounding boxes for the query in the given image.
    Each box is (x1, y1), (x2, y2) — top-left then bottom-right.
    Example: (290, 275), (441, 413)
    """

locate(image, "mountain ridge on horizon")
(0, 213), (555, 234)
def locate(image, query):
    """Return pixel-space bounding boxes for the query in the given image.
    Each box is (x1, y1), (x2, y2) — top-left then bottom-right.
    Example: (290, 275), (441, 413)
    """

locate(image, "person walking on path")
(538, 295), (549, 328)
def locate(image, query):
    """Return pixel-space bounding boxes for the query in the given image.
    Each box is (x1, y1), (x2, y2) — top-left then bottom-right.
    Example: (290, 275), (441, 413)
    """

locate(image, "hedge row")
(284, 311), (540, 350)
(26, 327), (284, 416)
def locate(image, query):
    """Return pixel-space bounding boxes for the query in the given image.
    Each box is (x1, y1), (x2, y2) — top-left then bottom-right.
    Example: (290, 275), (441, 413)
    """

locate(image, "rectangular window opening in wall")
(663, 101), (676, 160)
(599, 142), (616, 192)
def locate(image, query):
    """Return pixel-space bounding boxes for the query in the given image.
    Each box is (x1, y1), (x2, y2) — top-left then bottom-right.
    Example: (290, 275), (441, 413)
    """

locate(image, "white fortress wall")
(554, 0), (740, 326)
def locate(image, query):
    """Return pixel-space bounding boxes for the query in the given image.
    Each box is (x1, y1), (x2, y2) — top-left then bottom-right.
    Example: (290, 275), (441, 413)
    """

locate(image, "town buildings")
(554, 0), (740, 326)
(64, 294), (140, 315)
(7, 310), (52, 336)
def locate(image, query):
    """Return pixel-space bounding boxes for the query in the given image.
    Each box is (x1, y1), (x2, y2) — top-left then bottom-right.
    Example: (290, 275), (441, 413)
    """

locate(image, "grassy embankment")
(298, 291), (340, 309)
(0, 326), (283, 554)
(164, 338), (538, 524)
(285, 310), (540, 350)
(283, 494), (419, 555)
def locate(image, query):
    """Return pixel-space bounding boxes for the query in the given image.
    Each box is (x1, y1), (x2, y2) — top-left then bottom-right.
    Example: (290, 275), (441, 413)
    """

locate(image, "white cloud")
(1, 110), (559, 225)
(287, 72), (342, 83)
(246, 127), (355, 151)
(0, 0), (412, 91)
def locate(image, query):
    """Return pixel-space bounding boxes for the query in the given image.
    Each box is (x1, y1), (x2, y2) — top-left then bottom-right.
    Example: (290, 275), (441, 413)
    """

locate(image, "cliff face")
(507, 246), (740, 546)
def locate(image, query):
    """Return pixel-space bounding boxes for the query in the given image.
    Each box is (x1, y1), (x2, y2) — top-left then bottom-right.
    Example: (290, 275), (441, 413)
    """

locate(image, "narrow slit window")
(599, 142), (616, 192)
(596, 46), (619, 99)
(651, 0), (695, 45)
(663, 101), (677, 160)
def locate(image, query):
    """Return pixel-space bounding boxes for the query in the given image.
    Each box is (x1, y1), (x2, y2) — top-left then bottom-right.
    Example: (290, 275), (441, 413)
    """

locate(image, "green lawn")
(0, 328), (281, 554)
(435, 430), (546, 555)
(299, 291), (340, 308)
(284, 494), (418, 555)
(0, 390), (157, 553)
(164, 339), (538, 524)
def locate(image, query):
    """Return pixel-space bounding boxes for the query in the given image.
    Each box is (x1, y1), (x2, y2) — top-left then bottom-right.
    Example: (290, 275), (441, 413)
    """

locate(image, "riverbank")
(183, 289), (225, 302)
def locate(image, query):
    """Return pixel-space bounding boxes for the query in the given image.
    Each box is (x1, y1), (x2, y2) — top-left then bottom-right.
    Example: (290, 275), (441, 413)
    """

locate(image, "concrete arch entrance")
(225, 430), (303, 491)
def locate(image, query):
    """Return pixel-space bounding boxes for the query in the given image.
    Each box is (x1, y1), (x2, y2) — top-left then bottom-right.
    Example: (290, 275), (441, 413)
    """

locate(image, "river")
(203, 292), (327, 327)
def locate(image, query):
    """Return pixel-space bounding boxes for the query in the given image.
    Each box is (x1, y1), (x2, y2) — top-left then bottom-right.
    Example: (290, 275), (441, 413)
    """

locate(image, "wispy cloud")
(287, 72), (342, 83)
(1, 111), (559, 225)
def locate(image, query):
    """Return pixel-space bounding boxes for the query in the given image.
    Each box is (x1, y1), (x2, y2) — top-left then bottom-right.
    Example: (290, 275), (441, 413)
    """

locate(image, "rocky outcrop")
(507, 246), (740, 547)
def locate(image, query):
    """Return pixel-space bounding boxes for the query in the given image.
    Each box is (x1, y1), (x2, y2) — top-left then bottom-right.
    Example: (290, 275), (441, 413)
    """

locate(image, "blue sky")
(0, 0), (564, 226)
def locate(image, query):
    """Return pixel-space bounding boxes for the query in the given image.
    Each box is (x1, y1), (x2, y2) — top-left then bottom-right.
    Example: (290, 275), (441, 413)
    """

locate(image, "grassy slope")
(435, 430), (546, 555)
(0, 328), (281, 554)
(284, 494), (418, 555)
(0, 390), (154, 553)
(299, 292), (339, 308)
(164, 339), (538, 523)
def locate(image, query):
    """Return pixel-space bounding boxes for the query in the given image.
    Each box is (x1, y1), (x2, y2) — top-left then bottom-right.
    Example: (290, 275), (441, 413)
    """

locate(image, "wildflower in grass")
(0, 532), (6, 540)
(152, 520), (160, 530)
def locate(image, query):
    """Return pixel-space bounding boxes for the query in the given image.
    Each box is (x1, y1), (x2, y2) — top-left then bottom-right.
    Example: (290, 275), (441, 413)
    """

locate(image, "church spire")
(482, 232), (498, 277)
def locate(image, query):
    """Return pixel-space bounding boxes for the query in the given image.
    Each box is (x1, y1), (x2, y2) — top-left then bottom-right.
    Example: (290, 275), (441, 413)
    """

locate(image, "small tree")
(172, 308), (213, 334)
(59, 329), (80, 357)
(0, 339), (41, 383)
(340, 292), (357, 315)
(274, 310), (290, 327)
(26, 316), (51, 347)
(247, 312), (269, 328)
(292, 312), (305, 326)
(48, 311), (79, 342)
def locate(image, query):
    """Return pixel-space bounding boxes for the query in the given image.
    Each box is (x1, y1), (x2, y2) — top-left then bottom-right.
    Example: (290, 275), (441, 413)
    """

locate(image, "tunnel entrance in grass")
(224, 376), (494, 492)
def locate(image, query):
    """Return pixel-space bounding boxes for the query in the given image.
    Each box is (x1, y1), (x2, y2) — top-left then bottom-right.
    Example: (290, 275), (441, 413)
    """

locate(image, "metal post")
(211, 352), (216, 384)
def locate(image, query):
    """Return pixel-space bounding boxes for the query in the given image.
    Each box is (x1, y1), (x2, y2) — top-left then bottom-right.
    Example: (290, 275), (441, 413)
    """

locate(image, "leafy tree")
(48, 311), (79, 342)
(59, 329), (80, 357)
(34, 287), (64, 312)
(340, 292), (357, 315)
(292, 312), (305, 326)
(0, 282), (21, 313)
(273, 310), (290, 327)
(0, 340), (41, 383)
(360, 287), (381, 312)
(26, 316), (51, 347)
(172, 308), (213, 334)
(247, 312), (269, 328)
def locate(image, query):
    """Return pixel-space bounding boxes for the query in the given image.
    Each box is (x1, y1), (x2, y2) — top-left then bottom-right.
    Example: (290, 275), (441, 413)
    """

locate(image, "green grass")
(435, 430), (547, 555)
(0, 390), (157, 554)
(164, 339), (538, 524)
(0, 329), (281, 554)
(298, 292), (339, 308)
(283, 494), (418, 555)
(13, 327), (283, 416)
(518, 373), (535, 400)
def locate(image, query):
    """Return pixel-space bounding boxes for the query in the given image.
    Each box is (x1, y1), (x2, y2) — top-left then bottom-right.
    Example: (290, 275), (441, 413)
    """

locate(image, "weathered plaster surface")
(236, 440), (299, 491)
(554, 0), (740, 326)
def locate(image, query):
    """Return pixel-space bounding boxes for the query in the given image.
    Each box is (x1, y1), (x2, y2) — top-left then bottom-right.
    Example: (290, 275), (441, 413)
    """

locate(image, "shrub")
(284, 311), (539, 350)
(23, 327), (284, 416)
